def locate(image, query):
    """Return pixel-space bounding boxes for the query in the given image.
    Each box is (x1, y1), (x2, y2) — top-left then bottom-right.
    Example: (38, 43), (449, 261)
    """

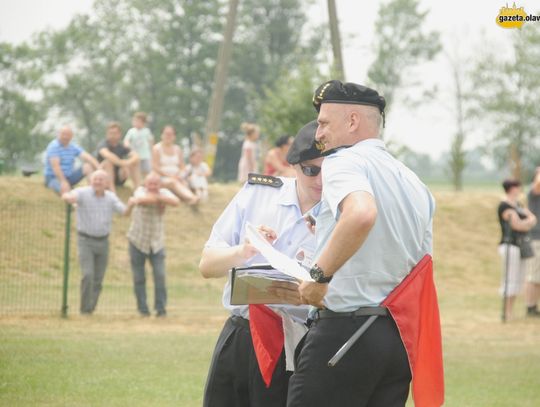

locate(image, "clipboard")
(230, 264), (300, 305)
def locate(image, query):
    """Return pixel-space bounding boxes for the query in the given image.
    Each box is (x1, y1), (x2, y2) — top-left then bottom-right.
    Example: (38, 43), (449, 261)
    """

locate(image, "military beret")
(286, 120), (326, 165)
(312, 80), (386, 113)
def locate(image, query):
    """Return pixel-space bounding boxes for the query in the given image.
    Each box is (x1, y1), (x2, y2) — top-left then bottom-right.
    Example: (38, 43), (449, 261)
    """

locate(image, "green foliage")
(448, 131), (466, 191)
(471, 22), (540, 181)
(258, 63), (321, 143)
(0, 43), (48, 171)
(367, 0), (441, 111)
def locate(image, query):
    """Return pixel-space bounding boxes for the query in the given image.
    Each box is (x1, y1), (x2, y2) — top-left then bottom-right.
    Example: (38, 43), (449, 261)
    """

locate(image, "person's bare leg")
(506, 296), (516, 320)
(101, 160), (116, 192)
(171, 181), (199, 205)
(128, 161), (141, 188)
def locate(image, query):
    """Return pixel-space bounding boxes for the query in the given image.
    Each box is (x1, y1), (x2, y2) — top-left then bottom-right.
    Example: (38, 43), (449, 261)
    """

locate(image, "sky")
(0, 0), (532, 159)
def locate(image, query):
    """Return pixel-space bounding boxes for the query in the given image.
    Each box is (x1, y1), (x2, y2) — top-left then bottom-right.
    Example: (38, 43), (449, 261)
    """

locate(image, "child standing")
(124, 112), (154, 181)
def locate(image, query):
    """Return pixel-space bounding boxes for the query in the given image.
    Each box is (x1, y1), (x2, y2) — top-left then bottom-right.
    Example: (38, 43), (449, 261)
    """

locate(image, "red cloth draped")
(248, 304), (284, 388)
(381, 254), (444, 407)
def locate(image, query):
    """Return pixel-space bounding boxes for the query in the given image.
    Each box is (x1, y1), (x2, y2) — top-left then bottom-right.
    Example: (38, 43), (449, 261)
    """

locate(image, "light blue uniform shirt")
(316, 139), (435, 312)
(205, 177), (318, 320)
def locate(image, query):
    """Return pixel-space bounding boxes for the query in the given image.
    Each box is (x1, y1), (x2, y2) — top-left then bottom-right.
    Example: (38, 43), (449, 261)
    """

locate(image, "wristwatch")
(309, 264), (333, 284)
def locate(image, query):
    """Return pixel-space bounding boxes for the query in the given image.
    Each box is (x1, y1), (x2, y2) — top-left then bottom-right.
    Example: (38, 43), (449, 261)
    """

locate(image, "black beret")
(286, 120), (326, 165)
(312, 80), (386, 113)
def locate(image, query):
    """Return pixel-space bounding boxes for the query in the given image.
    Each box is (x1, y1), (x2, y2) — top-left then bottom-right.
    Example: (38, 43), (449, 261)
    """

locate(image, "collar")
(352, 138), (386, 150)
(277, 178), (300, 208)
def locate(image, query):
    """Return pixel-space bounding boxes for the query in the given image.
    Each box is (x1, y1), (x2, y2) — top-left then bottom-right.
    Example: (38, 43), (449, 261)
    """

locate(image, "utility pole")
(327, 0), (345, 80)
(204, 0), (239, 168)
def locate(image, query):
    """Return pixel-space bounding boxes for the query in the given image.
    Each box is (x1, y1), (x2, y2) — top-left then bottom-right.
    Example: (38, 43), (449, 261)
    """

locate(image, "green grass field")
(1, 177), (540, 406)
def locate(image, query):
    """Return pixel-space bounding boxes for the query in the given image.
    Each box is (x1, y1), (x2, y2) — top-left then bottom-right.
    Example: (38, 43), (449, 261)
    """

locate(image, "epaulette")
(247, 173), (283, 188)
(322, 145), (352, 157)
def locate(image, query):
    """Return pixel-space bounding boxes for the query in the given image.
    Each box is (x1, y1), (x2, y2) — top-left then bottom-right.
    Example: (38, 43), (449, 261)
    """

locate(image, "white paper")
(245, 222), (314, 281)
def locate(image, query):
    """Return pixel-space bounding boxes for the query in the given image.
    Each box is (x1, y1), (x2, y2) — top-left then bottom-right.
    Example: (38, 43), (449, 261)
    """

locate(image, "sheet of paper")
(245, 222), (313, 281)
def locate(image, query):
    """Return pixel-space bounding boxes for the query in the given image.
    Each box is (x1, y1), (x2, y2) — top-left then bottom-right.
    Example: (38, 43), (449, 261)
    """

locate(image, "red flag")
(248, 304), (284, 388)
(381, 254), (444, 407)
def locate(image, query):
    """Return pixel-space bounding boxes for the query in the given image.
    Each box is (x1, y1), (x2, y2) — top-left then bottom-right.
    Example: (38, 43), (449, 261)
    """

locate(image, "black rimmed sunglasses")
(300, 164), (321, 177)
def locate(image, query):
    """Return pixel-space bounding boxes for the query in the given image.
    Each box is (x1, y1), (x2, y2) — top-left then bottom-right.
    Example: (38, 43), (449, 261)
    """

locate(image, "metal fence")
(0, 197), (210, 316)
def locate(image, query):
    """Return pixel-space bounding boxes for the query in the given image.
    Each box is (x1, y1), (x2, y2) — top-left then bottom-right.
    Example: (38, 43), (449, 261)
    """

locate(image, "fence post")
(61, 203), (72, 318)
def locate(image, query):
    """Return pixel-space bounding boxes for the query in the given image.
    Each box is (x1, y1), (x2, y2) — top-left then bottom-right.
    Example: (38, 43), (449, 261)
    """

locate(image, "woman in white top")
(152, 125), (199, 205)
(237, 122), (259, 183)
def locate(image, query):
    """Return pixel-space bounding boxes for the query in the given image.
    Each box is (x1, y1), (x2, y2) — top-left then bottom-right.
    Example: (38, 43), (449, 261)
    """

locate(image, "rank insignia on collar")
(247, 173), (283, 188)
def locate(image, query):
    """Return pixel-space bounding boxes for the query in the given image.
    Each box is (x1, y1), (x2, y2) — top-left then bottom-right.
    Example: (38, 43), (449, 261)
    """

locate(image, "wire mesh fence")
(0, 195), (214, 316)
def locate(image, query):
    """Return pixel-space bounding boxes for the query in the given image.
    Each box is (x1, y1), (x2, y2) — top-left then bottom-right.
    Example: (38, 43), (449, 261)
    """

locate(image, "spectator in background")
(263, 135), (295, 177)
(62, 170), (132, 314)
(498, 179), (537, 320)
(526, 168), (540, 317)
(124, 112), (154, 178)
(237, 122), (259, 183)
(185, 148), (211, 202)
(126, 172), (179, 317)
(96, 122), (140, 192)
(152, 125), (199, 205)
(44, 125), (99, 195)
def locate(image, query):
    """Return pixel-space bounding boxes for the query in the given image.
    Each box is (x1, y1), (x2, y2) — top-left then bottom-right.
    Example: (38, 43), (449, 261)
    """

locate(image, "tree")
(472, 21), (540, 181)
(367, 0), (441, 113)
(0, 43), (47, 171)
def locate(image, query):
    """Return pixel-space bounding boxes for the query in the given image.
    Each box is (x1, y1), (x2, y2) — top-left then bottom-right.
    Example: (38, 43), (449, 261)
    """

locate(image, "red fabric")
(381, 255), (444, 407)
(248, 304), (284, 388)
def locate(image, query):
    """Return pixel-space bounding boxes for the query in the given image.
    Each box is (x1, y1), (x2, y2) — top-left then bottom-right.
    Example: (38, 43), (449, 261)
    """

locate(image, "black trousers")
(203, 315), (291, 407)
(287, 315), (411, 407)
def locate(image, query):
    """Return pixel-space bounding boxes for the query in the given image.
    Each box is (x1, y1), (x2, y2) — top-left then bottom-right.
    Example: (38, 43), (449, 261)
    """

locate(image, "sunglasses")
(300, 164), (321, 177)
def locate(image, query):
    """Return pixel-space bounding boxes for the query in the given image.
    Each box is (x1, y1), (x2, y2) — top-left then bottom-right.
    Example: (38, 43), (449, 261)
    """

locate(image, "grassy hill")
(1, 176), (540, 406)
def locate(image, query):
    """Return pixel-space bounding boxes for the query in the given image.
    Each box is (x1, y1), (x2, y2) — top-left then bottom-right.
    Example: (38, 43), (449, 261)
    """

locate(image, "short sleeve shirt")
(95, 139), (131, 162)
(44, 139), (84, 178)
(74, 186), (126, 236)
(127, 187), (175, 254)
(204, 177), (318, 320)
(124, 127), (153, 160)
(315, 139), (435, 312)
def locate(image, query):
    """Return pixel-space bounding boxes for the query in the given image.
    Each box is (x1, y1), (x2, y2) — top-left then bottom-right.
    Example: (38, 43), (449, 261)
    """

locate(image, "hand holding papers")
(245, 223), (314, 282)
(230, 265), (301, 305)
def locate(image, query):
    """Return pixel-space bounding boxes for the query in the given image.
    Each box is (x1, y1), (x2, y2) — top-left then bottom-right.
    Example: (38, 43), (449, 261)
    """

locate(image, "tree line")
(1, 0), (539, 186)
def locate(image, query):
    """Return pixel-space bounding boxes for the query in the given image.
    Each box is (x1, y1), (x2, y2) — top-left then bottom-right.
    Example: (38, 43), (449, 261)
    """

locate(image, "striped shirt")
(44, 139), (83, 178)
(127, 187), (174, 254)
(74, 186), (126, 237)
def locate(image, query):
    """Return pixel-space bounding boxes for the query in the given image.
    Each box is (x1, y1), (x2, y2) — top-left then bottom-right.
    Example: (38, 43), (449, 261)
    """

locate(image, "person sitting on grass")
(44, 125), (99, 195)
(152, 125), (199, 205)
(185, 148), (211, 202)
(96, 122), (140, 192)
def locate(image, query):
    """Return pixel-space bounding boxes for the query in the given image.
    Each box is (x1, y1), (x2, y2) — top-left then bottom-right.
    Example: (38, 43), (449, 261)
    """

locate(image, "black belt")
(316, 306), (388, 320)
(78, 231), (109, 240)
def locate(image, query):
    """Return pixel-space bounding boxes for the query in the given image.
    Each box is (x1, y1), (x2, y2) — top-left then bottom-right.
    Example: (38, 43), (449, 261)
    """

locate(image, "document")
(245, 222), (313, 282)
(230, 266), (300, 305)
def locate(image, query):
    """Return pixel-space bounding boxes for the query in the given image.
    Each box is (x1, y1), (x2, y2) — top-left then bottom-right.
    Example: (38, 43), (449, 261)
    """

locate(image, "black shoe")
(156, 311), (167, 317)
(139, 311), (151, 317)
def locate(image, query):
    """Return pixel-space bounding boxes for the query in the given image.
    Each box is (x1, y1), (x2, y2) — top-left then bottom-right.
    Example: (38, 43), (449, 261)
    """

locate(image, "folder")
(230, 264), (300, 305)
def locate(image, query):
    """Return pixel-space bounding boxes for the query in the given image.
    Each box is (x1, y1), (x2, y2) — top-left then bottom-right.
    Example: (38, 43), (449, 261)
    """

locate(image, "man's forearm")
(50, 159), (67, 182)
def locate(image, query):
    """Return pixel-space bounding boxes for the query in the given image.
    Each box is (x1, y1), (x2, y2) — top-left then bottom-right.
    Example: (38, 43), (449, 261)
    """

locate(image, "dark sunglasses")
(300, 164), (321, 177)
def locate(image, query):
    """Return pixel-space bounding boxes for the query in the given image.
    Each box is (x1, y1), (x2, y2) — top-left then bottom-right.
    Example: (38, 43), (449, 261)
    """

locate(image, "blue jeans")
(45, 168), (85, 194)
(128, 242), (167, 315)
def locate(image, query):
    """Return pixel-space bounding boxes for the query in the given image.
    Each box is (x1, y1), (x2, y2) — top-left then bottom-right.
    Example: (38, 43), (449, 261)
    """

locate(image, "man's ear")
(348, 110), (361, 133)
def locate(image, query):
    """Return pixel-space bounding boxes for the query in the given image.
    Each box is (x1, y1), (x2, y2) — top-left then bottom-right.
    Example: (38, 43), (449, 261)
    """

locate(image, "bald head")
(315, 103), (382, 151)
(58, 126), (74, 146)
(144, 172), (162, 193)
(90, 169), (109, 194)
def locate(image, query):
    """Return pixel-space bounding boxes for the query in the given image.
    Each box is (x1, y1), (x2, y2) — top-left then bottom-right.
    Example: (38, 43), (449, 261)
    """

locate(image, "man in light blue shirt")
(199, 121), (324, 407)
(287, 81), (435, 407)
(44, 125), (99, 195)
